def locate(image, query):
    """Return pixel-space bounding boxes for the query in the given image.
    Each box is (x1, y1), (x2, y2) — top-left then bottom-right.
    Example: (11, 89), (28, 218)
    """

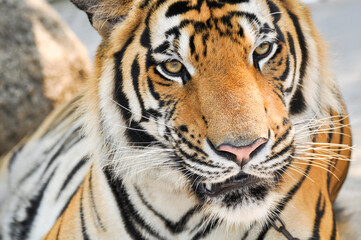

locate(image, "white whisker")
(110, 98), (175, 129)
(287, 165), (314, 183)
(293, 161), (340, 181)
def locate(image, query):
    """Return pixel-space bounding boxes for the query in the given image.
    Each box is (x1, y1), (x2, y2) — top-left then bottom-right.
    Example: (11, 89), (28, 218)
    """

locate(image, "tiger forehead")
(162, 1), (256, 37)
(149, 0), (276, 58)
(161, 0), (273, 32)
(165, 0), (264, 19)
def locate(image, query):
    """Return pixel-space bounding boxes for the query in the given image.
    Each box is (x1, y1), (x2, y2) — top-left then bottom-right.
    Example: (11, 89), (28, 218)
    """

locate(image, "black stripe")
(80, 187), (91, 240)
(147, 77), (161, 100)
(189, 34), (196, 55)
(218, 0), (249, 4)
(217, 11), (259, 30)
(336, 117), (345, 168)
(279, 55), (290, 81)
(154, 41), (170, 54)
(287, 9), (308, 114)
(155, 0), (168, 8)
(16, 152), (49, 188)
(273, 89), (285, 103)
(125, 121), (158, 146)
(286, 32), (297, 93)
(191, 218), (220, 240)
(113, 26), (158, 146)
(167, 0), (237, 17)
(329, 117), (345, 194)
(311, 192), (326, 239)
(8, 145), (24, 171)
(229, 11), (259, 26)
(140, 26), (151, 48)
(265, 153), (293, 171)
(290, 88), (306, 115)
(326, 113), (335, 189)
(330, 208), (337, 240)
(266, 1), (285, 43)
(165, 26), (181, 39)
(205, 0), (225, 9)
(166, 1), (192, 17)
(140, 0), (151, 8)
(88, 169), (106, 231)
(43, 96), (81, 137)
(177, 148), (219, 169)
(11, 167), (57, 239)
(167, 99), (178, 117)
(146, 45), (154, 71)
(56, 156), (89, 199)
(131, 55), (146, 119)
(42, 126), (82, 175)
(260, 23), (272, 34)
(264, 143), (293, 164)
(178, 136), (208, 156)
(165, 11), (257, 37)
(241, 228), (250, 240)
(256, 150), (314, 239)
(103, 168), (165, 240)
(202, 33), (209, 56)
(193, 21), (208, 33)
(57, 183), (82, 219)
(147, 109), (162, 119)
(55, 215), (64, 240)
(135, 187), (198, 233)
(271, 126), (292, 150)
(179, 158), (223, 179)
(274, 156), (293, 178)
(114, 35), (136, 122)
(18, 128), (83, 188)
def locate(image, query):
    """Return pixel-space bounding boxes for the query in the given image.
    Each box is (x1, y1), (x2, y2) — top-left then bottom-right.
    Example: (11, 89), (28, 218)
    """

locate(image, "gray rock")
(0, 0), (91, 155)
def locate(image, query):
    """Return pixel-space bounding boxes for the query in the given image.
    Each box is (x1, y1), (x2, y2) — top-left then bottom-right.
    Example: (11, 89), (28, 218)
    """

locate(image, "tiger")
(0, 0), (352, 239)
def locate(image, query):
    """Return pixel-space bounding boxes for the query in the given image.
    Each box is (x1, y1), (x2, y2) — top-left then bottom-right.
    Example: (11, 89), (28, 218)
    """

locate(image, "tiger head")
(74, 0), (340, 226)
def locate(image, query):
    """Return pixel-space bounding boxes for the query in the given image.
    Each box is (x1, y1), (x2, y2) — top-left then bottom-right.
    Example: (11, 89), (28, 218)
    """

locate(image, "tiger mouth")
(200, 172), (260, 197)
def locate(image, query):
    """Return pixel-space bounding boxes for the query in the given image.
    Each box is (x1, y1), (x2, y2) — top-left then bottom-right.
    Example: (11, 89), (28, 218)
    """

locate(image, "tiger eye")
(255, 43), (271, 56)
(164, 61), (183, 74)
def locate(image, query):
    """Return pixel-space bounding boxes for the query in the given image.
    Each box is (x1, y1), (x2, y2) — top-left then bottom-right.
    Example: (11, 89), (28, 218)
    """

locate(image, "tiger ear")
(70, 0), (133, 37)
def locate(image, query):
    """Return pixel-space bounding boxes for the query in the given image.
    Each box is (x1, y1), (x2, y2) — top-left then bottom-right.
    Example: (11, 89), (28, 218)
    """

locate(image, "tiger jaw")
(199, 172), (261, 197)
(199, 177), (279, 226)
(195, 170), (276, 203)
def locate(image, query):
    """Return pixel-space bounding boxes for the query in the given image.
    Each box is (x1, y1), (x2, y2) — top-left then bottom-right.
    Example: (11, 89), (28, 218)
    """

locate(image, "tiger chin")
(0, 0), (352, 239)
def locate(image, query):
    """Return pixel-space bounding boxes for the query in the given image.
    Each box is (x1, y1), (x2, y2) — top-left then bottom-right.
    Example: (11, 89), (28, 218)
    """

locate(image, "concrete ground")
(52, 0), (361, 236)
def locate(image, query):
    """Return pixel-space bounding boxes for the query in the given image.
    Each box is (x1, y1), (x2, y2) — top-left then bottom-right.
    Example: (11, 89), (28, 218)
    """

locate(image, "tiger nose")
(218, 138), (268, 167)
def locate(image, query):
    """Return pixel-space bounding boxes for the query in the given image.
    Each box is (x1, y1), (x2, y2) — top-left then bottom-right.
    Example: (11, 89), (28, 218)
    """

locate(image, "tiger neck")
(102, 165), (201, 223)
(87, 160), (235, 238)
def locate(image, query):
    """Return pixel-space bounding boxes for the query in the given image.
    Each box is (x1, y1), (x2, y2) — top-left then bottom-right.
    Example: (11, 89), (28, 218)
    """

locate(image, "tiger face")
(87, 0), (308, 226)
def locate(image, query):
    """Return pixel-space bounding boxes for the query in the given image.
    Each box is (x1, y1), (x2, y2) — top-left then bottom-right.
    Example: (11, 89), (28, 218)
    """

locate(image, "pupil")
(169, 62), (180, 71)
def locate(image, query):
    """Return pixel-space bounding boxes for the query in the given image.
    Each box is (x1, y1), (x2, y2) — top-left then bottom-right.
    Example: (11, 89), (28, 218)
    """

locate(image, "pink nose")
(218, 138), (267, 166)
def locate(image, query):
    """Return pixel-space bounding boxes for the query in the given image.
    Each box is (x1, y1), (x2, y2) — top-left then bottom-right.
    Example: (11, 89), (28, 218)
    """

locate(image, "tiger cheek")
(257, 75), (289, 134)
(174, 87), (207, 139)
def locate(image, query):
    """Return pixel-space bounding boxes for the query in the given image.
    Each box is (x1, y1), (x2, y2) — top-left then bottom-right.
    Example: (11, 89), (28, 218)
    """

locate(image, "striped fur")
(0, 0), (352, 239)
